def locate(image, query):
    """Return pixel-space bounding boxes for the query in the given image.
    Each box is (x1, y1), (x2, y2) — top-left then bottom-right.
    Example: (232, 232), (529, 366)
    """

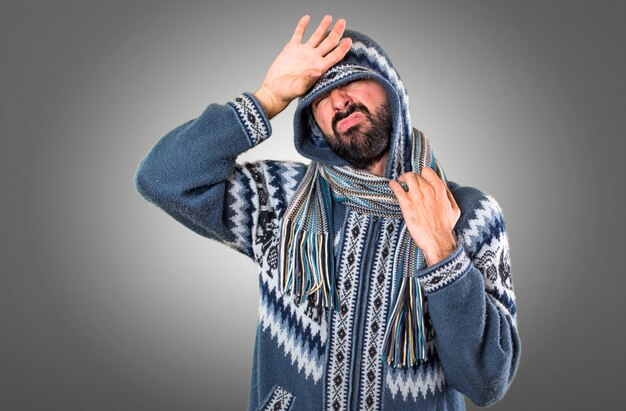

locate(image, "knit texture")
(279, 129), (446, 368)
(134, 30), (520, 411)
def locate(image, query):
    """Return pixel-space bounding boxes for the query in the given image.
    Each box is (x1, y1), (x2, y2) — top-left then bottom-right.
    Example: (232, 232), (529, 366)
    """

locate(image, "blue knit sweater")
(135, 30), (520, 411)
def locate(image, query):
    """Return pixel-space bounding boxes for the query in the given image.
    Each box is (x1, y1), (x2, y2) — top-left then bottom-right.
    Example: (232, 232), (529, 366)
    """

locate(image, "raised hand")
(254, 15), (352, 119)
(389, 168), (462, 266)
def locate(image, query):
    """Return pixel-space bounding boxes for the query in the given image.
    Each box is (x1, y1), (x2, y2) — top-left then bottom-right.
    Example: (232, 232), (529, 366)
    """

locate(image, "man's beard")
(325, 102), (392, 170)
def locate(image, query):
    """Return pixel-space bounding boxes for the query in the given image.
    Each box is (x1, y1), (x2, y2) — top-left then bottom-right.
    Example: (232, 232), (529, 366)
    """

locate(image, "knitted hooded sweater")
(135, 30), (520, 411)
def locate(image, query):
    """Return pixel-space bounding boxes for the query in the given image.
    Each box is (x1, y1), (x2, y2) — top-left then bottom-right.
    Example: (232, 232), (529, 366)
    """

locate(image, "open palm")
(256, 15), (352, 118)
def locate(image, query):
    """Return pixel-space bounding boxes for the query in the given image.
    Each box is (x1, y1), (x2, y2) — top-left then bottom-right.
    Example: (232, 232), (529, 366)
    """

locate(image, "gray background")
(2, 0), (624, 410)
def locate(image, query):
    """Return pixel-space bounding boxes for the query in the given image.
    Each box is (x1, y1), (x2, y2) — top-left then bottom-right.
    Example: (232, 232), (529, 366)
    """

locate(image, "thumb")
(303, 68), (323, 79)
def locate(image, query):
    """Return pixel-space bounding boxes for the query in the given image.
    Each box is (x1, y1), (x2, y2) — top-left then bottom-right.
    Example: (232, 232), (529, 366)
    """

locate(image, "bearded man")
(135, 15), (520, 411)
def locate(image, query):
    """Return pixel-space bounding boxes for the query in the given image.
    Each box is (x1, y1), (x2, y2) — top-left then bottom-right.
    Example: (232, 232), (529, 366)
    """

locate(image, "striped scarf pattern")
(278, 130), (447, 368)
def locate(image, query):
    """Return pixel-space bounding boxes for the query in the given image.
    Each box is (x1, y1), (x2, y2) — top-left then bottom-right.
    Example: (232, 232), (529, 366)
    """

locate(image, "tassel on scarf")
(381, 227), (427, 367)
(279, 167), (339, 309)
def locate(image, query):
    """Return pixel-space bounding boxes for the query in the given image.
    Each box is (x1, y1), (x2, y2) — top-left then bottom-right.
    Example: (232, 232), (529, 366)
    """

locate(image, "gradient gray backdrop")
(2, 0), (625, 410)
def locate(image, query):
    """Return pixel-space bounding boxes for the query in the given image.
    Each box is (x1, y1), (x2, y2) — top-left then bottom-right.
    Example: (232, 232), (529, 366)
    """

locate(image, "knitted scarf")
(278, 129), (447, 368)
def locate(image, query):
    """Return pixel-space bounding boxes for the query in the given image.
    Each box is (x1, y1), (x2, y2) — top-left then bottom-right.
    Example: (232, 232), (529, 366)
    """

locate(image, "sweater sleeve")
(134, 92), (281, 258)
(416, 187), (520, 407)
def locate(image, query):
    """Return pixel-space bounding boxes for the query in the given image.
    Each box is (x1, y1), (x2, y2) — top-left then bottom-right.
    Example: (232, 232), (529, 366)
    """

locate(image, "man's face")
(311, 79), (392, 170)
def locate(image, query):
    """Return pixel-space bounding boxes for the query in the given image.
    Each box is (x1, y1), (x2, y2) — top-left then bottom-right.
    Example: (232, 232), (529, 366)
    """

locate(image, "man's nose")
(329, 88), (352, 112)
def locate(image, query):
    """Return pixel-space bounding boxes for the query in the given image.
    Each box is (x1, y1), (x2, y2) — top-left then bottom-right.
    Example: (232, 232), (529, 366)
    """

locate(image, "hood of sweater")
(293, 29), (414, 180)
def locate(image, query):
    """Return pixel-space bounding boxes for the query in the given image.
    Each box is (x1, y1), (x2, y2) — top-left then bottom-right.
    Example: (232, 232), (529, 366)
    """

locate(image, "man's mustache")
(332, 103), (371, 130)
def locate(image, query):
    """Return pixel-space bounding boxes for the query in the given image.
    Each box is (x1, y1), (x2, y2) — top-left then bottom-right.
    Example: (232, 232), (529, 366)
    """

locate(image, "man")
(135, 15), (520, 411)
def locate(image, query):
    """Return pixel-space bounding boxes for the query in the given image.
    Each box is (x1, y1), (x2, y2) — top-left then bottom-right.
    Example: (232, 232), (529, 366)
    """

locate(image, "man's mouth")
(335, 112), (365, 134)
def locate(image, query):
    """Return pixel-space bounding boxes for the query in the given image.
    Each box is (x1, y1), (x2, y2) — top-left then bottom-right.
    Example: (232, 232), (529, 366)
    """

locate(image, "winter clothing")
(135, 29), (519, 411)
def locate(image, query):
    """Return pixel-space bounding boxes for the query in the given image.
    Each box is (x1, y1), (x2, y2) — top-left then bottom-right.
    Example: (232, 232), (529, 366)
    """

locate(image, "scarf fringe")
(381, 228), (427, 367)
(278, 168), (339, 309)
(279, 221), (339, 308)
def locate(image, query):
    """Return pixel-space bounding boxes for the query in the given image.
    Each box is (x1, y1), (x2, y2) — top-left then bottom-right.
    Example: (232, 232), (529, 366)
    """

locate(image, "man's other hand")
(389, 168), (462, 266)
(254, 15), (352, 119)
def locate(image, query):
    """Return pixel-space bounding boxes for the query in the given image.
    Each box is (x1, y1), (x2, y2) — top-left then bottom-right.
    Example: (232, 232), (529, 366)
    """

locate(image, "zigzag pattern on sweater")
(460, 196), (505, 255)
(459, 195), (516, 318)
(385, 356), (447, 402)
(224, 165), (256, 257)
(258, 296), (325, 383)
(262, 161), (305, 219)
(229, 160), (327, 383)
(257, 229), (328, 383)
(224, 161), (305, 264)
(259, 278), (326, 357)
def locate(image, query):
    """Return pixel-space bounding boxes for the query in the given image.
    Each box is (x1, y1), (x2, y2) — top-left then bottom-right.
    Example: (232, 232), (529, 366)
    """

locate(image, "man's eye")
(314, 96), (329, 109)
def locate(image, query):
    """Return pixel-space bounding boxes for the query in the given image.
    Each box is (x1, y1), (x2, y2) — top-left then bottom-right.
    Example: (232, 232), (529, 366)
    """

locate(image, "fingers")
(389, 180), (408, 205)
(289, 15), (351, 72)
(395, 169), (448, 202)
(398, 172), (421, 193)
(317, 18), (347, 53)
(322, 37), (352, 68)
(291, 15), (311, 43)
(306, 15), (333, 46)
(294, 15), (349, 53)
(420, 167), (445, 196)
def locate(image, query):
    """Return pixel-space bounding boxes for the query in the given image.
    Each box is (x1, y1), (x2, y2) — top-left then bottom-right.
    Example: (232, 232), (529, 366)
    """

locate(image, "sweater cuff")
(227, 92), (272, 147)
(417, 244), (472, 294)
